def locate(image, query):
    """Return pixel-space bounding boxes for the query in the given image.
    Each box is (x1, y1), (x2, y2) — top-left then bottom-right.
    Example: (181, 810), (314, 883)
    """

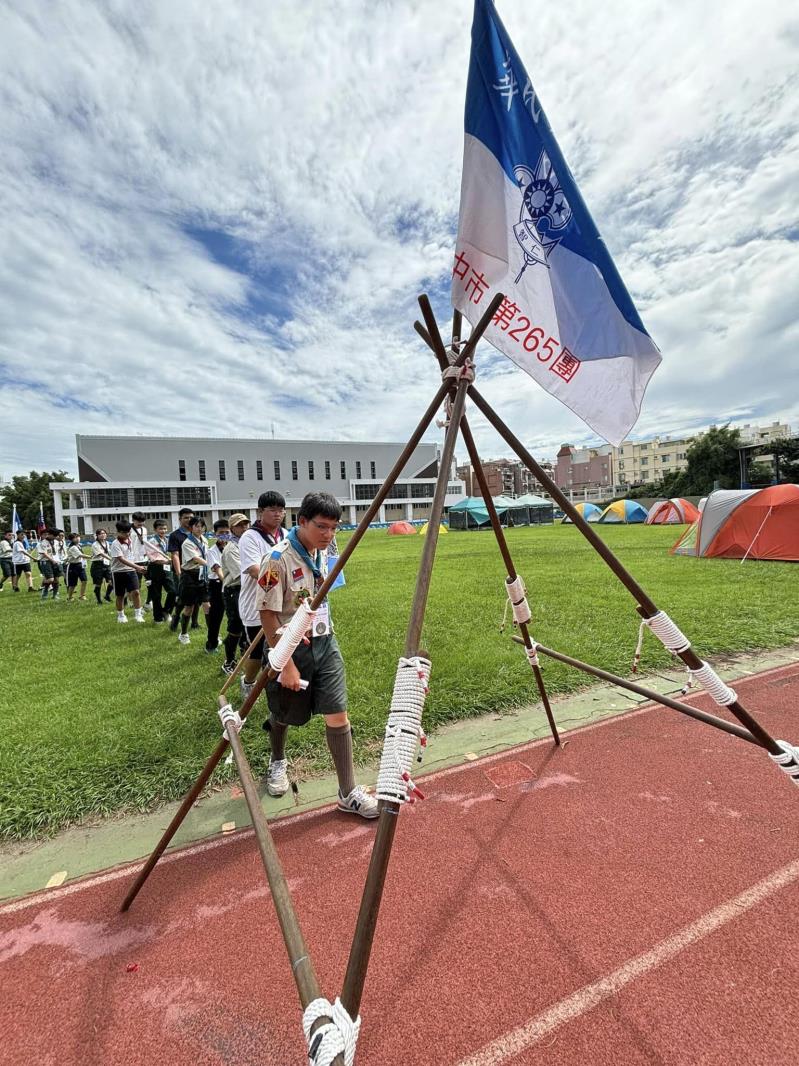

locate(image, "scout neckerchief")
(187, 532), (208, 580)
(252, 522), (285, 548)
(287, 527), (324, 596)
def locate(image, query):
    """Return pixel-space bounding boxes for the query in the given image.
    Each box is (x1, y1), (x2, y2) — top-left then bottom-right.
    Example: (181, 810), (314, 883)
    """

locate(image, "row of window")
(178, 458), (380, 483)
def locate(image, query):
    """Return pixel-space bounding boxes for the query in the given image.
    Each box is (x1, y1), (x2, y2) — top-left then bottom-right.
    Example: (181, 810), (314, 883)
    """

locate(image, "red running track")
(2, 663), (799, 1065)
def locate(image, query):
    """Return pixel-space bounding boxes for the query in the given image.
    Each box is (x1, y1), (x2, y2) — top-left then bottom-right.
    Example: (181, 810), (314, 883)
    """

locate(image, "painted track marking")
(454, 856), (799, 1066)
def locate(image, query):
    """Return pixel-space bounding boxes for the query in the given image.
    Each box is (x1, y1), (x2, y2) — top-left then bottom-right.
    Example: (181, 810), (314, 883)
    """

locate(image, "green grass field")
(1, 524), (796, 841)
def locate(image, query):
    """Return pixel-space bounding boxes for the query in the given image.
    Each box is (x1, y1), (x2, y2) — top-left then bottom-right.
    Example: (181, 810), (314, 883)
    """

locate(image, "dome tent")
(418, 522), (448, 536)
(561, 502), (602, 523)
(671, 485), (799, 561)
(646, 498), (700, 525)
(386, 521), (416, 535)
(598, 499), (648, 524)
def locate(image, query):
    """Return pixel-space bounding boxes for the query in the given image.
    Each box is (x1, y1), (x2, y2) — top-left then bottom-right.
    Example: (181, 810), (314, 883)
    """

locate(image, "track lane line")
(453, 856), (799, 1066)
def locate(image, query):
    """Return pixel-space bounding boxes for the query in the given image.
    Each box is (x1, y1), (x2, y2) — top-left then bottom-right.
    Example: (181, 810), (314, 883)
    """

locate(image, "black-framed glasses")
(308, 519), (340, 535)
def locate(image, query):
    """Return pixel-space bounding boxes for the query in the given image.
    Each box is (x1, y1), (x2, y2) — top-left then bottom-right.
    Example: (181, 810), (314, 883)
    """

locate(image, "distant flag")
(37, 501), (46, 534)
(452, 0), (661, 446)
(12, 504), (23, 534)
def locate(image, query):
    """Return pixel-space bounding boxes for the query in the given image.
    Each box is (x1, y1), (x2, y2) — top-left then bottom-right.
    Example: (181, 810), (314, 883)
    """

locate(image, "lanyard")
(253, 523), (285, 548)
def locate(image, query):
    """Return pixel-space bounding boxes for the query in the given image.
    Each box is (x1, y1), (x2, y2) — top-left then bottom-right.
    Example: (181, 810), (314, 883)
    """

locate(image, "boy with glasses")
(256, 491), (377, 818)
(238, 491), (288, 694)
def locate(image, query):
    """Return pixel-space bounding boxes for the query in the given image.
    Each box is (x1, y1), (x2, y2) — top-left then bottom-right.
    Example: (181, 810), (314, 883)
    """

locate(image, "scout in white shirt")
(176, 517), (210, 645)
(0, 532), (14, 590)
(65, 532), (88, 601)
(204, 518), (229, 654)
(237, 491), (288, 690)
(146, 519), (176, 623)
(90, 529), (113, 604)
(11, 532), (36, 592)
(109, 519), (147, 623)
(220, 513), (250, 675)
(36, 533), (58, 600)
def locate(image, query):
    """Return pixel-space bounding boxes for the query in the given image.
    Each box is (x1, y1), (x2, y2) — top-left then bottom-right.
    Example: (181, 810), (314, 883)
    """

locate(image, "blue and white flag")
(12, 505), (23, 534)
(452, 0), (661, 446)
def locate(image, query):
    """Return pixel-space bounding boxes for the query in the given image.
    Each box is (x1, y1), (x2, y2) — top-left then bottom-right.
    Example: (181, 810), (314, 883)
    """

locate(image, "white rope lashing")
(442, 359), (475, 383)
(218, 703), (243, 739)
(506, 575), (531, 625)
(525, 642), (540, 668)
(632, 610), (691, 673)
(267, 599), (316, 672)
(769, 740), (799, 786)
(684, 661), (738, 706)
(303, 997), (361, 1066)
(376, 655), (431, 804)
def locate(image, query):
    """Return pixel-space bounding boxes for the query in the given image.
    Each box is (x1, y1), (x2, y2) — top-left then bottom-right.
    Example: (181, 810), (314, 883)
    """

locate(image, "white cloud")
(0, 0), (797, 478)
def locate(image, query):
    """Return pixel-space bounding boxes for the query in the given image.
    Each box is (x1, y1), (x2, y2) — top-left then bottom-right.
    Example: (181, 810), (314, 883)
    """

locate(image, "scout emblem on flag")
(452, 0), (662, 446)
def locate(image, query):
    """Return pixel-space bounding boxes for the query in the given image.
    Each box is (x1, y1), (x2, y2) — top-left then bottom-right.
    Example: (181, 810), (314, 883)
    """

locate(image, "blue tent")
(598, 499), (649, 524)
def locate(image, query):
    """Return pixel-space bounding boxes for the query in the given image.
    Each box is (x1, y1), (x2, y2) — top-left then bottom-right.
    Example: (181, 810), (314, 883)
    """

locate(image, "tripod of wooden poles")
(119, 292), (791, 1064)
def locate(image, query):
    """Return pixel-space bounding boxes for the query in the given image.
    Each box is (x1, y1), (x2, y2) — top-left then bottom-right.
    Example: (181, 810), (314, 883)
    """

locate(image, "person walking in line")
(11, 532), (36, 592)
(130, 512), (151, 612)
(147, 520), (176, 623)
(36, 532), (57, 601)
(205, 518), (229, 653)
(65, 532), (89, 601)
(177, 516), (210, 645)
(0, 531), (14, 591)
(168, 507), (194, 631)
(237, 492), (288, 697)
(50, 531), (66, 599)
(256, 491), (377, 817)
(220, 513), (249, 675)
(89, 528), (113, 603)
(110, 520), (147, 623)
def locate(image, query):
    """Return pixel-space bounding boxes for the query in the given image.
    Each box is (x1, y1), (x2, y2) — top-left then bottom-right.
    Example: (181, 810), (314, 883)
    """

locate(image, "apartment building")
(455, 458), (554, 498)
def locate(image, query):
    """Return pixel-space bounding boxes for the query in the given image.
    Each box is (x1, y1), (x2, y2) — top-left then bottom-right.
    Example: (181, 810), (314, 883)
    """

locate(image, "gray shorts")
(266, 635), (347, 726)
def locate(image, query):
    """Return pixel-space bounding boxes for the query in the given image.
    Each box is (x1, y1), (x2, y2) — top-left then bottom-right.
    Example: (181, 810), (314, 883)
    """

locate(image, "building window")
(355, 483), (379, 500)
(387, 483), (408, 499)
(256, 460), (263, 481)
(176, 487), (211, 506)
(198, 460), (206, 481)
(370, 460), (376, 479)
(133, 488), (172, 508)
(325, 460), (331, 480)
(291, 460), (298, 481)
(88, 488), (130, 509)
(411, 482), (436, 498)
(274, 460), (280, 480)
(237, 460), (245, 481)
(218, 460), (226, 481)
(356, 461), (362, 479)
(340, 460), (346, 480)
(308, 460), (314, 480)
(178, 459), (186, 482)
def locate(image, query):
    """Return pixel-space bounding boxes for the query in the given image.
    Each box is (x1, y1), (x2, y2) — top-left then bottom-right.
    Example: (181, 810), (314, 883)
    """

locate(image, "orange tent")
(646, 498), (700, 525)
(387, 521), (416, 535)
(672, 485), (799, 561)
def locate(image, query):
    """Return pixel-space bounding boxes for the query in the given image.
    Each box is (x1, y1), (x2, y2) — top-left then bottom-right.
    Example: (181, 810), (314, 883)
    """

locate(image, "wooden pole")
(459, 415), (560, 744)
(121, 381), (451, 912)
(341, 373), (471, 1020)
(466, 385), (784, 758)
(511, 636), (759, 745)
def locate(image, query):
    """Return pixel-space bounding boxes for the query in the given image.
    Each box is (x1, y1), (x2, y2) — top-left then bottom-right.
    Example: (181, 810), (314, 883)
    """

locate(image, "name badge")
(313, 601), (331, 637)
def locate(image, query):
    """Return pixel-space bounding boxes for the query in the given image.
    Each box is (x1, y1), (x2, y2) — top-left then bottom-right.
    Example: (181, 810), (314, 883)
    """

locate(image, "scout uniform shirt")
(254, 533), (332, 637)
(66, 543), (86, 567)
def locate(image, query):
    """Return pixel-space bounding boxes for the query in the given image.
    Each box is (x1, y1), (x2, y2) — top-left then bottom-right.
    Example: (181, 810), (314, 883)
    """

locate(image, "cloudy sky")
(1, 0), (797, 479)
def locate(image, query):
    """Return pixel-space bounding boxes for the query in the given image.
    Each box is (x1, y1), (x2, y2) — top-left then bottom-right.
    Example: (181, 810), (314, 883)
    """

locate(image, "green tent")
(448, 495), (508, 529)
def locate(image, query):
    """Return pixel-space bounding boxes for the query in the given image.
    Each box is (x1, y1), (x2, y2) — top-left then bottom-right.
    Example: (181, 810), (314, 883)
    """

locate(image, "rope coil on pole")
(506, 575), (532, 625)
(685, 661), (738, 706)
(303, 996), (361, 1066)
(376, 655), (432, 804)
(769, 740), (799, 785)
(218, 703), (243, 739)
(525, 642), (540, 668)
(632, 610), (691, 673)
(267, 599), (317, 672)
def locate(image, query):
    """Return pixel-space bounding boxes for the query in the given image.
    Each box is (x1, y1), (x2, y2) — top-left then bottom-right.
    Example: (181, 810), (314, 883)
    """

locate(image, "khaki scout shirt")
(254, 539), (332, 631)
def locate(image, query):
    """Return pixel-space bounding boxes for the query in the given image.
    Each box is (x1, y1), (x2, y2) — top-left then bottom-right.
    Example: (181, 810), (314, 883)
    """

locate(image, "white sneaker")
(337, 785), (379, 820)
(117, 612), (128, 624)
(265, 759), (289, 797)
(134, 609), (145, 623)
(143, 602), (153, 612)
(178, 632), (190, 645)
(240, 676), (254, 699)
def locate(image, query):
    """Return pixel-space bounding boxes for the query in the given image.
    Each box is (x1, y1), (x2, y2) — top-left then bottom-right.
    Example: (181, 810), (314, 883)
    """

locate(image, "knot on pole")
(376, 655), (432, 804)
(267, 599), (316, 673)
(685, 661), (738, 707)
(525, 642), (540, 668)
(769, 740), (799, 786)
(304, 997), (361, 1066)
(442, 357), (475, 383)
(632, 610), (691, 674)
(505, 574), (531, 627)
(218, 703), (243, 739)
